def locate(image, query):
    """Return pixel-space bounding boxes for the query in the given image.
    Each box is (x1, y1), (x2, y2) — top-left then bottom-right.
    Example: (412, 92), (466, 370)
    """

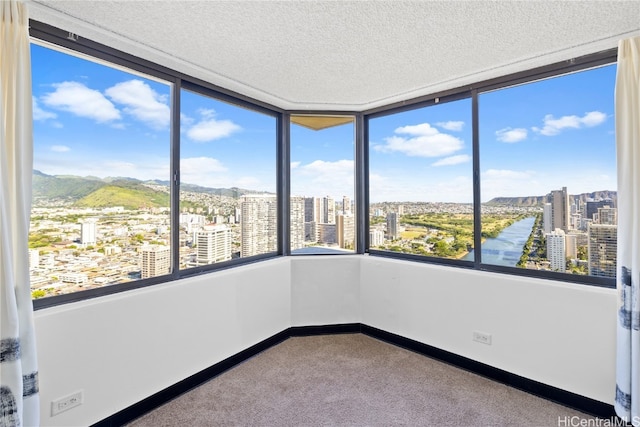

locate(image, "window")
(366, 57), (617, 285)
(29, 31), (280, 305)
(28, 21), (616, 307)
(30, 42), (172, 299)
(368, 99), (473, 261)
(179, 89), (277, 268)
(478, 64), (617, 279)
(290, 115), (355, 254)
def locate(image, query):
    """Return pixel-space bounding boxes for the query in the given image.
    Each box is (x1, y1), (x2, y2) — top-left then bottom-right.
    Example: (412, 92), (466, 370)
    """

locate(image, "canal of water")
(462, 216), (536, 267)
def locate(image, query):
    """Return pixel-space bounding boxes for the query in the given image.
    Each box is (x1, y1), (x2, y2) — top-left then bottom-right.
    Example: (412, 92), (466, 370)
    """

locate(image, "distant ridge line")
(486, 190), (617, 207)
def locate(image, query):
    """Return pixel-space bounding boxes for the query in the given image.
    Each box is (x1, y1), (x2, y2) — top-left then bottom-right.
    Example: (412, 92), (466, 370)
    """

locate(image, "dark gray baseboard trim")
(360, 324), (616, 420)
(91, 328), (291, 427)
(290, 323), (361, 336)
(92, 323), (616, 426)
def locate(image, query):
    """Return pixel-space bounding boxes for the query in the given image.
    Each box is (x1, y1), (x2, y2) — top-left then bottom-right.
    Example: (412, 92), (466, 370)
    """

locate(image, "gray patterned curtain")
(615, 36), (640, 425)
(0, 1), (40, 426)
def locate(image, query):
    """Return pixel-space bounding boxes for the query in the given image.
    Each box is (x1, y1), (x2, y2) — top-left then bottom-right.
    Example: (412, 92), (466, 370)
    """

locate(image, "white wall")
(360, 256), (617, 404)
(35, 258), (291, 427)
(34, 255), (617, 426)
(290, 255), (361, 326)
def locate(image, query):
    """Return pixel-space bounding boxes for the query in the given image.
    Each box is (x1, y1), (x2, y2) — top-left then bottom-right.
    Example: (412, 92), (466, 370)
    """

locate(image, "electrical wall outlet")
(51, 390), (83, 416)
(473, 331), (492, 345)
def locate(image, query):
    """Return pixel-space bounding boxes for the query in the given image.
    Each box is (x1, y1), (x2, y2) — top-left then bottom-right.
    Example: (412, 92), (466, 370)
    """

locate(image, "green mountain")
(33, 170), (106, 200)
(75, 184), (169, 210)
(32, 171), (271, 208)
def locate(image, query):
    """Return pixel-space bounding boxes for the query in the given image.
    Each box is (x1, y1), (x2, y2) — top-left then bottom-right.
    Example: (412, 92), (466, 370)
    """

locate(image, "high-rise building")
(180, 213), (206, 234)
(342, 196), (351, 213)
(304, 197), (320, 242)
(305, 222), (318, 242)
(336, 212), (355, 249)
(321, 196), (335, 224)
(241, 194), (277, 257)
(195, 225), (232, 265)
(570, 213), (582, 231)
(304, 197), (319, 223)
(28, 249), (40, 271)
(370, 229), (385, 247)
(141, 245), (171, 279)
(546, 228), (566, 272)
(596, 206), (617, 225)
(550, 187), (569, 232)
(565, 233), (577, 259)
(291, 196), (305, 251)
(317, 223), (336, 245)
(543, 203), (552, 235)
(386, 212), (400, 240)
(586, 199), (614, 222)
(588, 223), (617, 278)
(80, 218), (97, 245)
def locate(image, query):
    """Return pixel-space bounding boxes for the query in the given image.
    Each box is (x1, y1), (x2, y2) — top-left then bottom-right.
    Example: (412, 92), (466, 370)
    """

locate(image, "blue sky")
(369, 63), (616, 203)
(290, 121), (354, 199)
(32, 43), (616, 203)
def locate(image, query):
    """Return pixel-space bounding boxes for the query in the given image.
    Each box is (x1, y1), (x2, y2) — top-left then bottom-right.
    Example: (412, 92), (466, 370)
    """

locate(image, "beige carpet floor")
(127, 333), (607, 426)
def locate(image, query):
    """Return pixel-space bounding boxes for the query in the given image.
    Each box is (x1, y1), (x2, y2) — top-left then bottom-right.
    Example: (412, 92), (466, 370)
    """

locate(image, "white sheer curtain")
(615, 36), (640, 426)
(0, 1), (40, 426)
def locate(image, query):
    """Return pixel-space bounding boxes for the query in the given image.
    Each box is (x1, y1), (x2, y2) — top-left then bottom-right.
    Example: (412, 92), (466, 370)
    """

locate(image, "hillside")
(180, 182), (269, 198)
(33, 170), (106, 200)
(486, 190), (617, 207)
(484, 196), (544, 207)
(75, 184), (169, 209)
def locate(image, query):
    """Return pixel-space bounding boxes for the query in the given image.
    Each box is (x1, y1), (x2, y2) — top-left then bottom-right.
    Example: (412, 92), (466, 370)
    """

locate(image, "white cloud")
(369, 173), (472, 203)
(432, 154), (471, 167)
(186, 110), (241, 142)
(179, 157), (271, 190)
(235, 176), (262, 189)
(435, 121), (464, 131)
(496, 127), (527, 143)
(532, 111), (607, 136)
(104, 161), (136, 171)
(290, 161), (301, 169)
(298, 159), (353, 176)
(180, 113), (194, 127)
(581, 111), (608, 127)
(51, 145), (70, 152)
(292, 159), (354, 198)
(395, 123), (438, 136)
(181, 156), (228, 173)
(198, 108), (216, 118)
(33, 155), (170, 183)
(481, 169), (539, 202)
(374, 122), (464, 158)
(105, 80), (170, 129)
(42, 81), (121, 123)
(33, 96), (57, 121)
(483, 169), (534, 180)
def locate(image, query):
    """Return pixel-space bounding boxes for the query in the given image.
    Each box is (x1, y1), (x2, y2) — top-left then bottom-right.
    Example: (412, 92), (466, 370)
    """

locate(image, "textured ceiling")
(28, 0), (640, 111)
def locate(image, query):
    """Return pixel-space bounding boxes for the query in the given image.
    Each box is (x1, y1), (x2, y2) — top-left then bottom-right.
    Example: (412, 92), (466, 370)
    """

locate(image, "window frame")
(30, 20), (284, 310)
(287, 112), (362, 255)
(29, 19), (617, 311)
(366, 92), (475, 264)
(363, 48), (618, 289)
